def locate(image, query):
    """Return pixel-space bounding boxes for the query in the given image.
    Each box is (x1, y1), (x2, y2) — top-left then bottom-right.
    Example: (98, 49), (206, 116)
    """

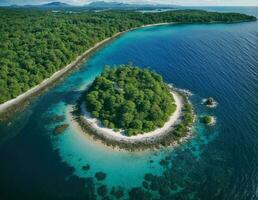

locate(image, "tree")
(202, 116), (212, 124)
(84, 65), (177, 135)
(121, 112), (134, 127)
(130, 120), (143, 130)
(0, 9), (254, 103)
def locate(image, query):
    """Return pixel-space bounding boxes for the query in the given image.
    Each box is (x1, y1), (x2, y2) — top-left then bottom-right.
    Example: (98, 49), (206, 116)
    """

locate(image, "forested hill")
(0, 9), (256, 103)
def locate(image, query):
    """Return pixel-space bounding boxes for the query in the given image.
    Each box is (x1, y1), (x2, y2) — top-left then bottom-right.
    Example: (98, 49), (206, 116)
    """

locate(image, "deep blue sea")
(0, 7), (257, 200)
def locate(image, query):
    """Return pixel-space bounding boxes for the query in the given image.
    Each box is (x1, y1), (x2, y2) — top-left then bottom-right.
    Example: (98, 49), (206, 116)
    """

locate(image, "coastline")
(79, 91), (182, 142)
(209, 117), (216, 126)
(0, 22), (175, 117)
(205, 116), (216, 126)
(0, 32), (124, 117)
(69, 89), (195, 151)
(0, 19), (253, 117)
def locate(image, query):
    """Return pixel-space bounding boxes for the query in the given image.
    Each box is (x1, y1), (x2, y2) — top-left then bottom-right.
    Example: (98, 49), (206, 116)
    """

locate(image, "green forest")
(84, 65), (176, 135)
(0, 8), (256, 103)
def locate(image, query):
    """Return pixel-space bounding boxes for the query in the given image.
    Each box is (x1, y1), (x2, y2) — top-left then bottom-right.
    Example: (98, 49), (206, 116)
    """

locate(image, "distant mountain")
(87, 1), (131, 8)
(86, 1), (176, 9)
(3, 1), (177, 10)
(41, 2), (71, 8)
(6, 1), (72, 8)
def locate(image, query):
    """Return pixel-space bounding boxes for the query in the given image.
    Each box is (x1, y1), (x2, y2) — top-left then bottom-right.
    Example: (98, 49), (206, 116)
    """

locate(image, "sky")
(1, 0), (258, 6)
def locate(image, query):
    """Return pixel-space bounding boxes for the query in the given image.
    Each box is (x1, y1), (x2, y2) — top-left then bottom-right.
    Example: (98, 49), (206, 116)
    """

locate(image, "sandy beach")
(0, 32), (125, 115)
(72, 91), (183, 143)
(141, 22), (176, 28)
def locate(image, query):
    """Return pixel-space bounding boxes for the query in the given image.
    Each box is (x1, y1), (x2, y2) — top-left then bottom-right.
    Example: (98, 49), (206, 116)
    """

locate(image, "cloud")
(1, 0), (258, 6)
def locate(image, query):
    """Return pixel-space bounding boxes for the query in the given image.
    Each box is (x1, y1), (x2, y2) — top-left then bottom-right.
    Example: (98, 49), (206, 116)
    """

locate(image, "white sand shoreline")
(0, 32), (123, 114)
(207, 116), (216, 126)
(0, 22), (176, 115)
(76, 91), (183, 142)
(141, 22), (176, 28)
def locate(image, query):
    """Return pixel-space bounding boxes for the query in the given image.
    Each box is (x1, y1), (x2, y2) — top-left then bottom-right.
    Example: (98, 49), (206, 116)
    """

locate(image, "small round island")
(203, 97), (217, 108)
(201, 115), (216, 126)
(74, 65), (195, 150)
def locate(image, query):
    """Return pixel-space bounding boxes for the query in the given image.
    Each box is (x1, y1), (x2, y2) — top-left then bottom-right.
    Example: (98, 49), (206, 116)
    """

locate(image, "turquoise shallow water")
(0, 7), (257, 200)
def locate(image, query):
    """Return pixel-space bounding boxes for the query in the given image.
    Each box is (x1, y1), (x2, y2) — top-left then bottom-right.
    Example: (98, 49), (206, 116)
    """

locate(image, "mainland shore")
(0, 32), (124, 116)
(0, 22), (175, 117)
(0, 15), (255, 117)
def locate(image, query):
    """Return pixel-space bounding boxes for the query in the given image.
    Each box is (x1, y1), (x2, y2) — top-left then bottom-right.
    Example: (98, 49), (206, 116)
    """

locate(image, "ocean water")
(0, 7), (257, 200)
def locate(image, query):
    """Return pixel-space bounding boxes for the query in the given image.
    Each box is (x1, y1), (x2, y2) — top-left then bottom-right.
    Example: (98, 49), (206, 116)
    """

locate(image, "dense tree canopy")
(202, 115), (213, 124)
(84, 65), (176, 135)
(0, 8), (255, 103)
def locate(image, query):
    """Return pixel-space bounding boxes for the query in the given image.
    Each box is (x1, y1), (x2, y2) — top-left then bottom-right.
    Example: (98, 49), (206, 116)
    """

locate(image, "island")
(72, 65), (195, 150)
(201, 115), (216, 125)
(85, 65), (176, 136)
(203, 97), (217, 107)
(0, 9), (256, 117)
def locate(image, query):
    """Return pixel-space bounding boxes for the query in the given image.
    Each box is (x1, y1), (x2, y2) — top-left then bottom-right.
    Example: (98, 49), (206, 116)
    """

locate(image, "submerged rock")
(84, 177), (96, 198)
(144, 173), (155, 182)
(53, 124), (69, 135)
(150, 181), (158, 191)
(97, 185), (107, 196)
(128, 187), (151, 200)
(142, 181), (149, 189)
(159, 159), (169, 166)
(82, 164), (90, 171)
(203, 97), (217, 108)
(102, 196), (111, 200)
(158, 185), (170, 197)
(95, 172), (107, 181)
(50, 115), (65, 122)
(110, 186), (124, 199)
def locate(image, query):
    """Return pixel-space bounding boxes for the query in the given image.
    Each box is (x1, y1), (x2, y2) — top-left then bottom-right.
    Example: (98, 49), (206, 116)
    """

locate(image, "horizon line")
(0, 1), (258, 7)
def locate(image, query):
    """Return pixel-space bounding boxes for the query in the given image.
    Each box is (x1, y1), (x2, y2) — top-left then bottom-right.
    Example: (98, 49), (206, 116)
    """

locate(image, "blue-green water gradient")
(0, 7), (257, 200)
